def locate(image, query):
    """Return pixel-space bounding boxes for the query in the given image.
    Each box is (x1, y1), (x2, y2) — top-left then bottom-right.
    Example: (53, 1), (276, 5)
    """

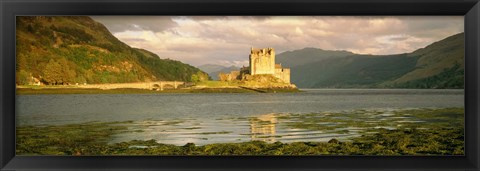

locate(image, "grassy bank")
(16, 108), (464, 156)
(17, 84), (300, 94)
(16, 88), (248, 95)
(16, 87), (301, 95)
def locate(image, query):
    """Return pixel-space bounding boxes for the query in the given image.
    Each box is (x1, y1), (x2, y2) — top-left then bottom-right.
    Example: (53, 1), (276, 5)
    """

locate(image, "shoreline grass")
(16, 80), (301, 95)
(16, 87), (301, 95)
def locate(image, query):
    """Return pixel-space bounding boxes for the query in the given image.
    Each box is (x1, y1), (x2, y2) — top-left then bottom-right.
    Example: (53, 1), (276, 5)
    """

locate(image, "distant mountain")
(198, 64), (228, 74)
(16, 16), (204, 85)
(278, 33), (464, 88)
(198, 64), (239, 80)
(210, 66), (240, 80)
(276, 48), (355, 67)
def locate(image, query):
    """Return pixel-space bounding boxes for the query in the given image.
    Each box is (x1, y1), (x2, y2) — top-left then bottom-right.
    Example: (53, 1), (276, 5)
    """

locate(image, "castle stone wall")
(274, 68), (291, 84)
(249, 48), (275, 75)
(242, 47), (291, 84)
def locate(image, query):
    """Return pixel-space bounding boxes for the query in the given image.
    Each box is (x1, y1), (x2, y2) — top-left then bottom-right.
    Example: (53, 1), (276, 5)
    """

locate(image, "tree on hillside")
(191, 71), (209, 83)
(17, 70), (31, 85)
(58, 58), (76, 84)
(43, 59), (62, 85)
(16, 54), (28, 71)
(191, 74), (199, 83)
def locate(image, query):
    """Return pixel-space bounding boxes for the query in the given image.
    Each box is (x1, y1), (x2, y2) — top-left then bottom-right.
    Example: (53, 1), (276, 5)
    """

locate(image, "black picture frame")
(1, 0), (479, 170)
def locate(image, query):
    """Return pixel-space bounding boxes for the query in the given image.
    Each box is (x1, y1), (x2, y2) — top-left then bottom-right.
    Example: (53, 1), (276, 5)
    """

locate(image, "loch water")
(16, 89), (464, 145)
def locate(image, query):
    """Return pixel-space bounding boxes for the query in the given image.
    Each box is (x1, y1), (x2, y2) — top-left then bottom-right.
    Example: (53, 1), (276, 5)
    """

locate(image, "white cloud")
(93, 16), (464, 67)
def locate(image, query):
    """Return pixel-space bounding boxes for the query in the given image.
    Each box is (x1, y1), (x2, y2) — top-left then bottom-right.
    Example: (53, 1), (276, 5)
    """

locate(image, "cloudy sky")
(91, 16), (463, 67)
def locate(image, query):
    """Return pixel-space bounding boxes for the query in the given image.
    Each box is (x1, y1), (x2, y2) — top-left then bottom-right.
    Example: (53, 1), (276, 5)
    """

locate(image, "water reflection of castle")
(249, 113), (277, 142)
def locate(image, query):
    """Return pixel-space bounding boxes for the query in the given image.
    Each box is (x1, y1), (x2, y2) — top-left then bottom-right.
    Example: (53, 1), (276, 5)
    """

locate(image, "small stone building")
(274, 64), (290, 84)
(218, 70), (241, 81)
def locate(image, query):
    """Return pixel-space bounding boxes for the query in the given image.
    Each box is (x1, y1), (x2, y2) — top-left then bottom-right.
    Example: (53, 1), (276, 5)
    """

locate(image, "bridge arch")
(150, 81), (185, 91)
(152, 83), (161, 91)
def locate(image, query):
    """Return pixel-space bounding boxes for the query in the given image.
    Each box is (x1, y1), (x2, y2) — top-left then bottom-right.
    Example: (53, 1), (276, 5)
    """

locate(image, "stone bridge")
(80, 81), (187, 91)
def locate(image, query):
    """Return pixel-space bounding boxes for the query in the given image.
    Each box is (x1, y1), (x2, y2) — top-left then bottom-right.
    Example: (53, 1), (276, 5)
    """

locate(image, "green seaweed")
(16, 108), (464, 156)
(194, 131), (232, 135)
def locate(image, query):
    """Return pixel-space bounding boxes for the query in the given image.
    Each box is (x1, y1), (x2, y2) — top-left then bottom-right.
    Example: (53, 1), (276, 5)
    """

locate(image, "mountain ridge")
(276, 32), (464, 88)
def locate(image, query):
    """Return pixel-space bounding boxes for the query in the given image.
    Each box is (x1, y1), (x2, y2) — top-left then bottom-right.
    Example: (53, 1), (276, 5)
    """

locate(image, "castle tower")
(249, 47), (275, 75)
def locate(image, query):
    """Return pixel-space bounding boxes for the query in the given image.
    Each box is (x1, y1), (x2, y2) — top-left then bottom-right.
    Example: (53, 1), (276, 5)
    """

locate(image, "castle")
(249, 47), (290, 83)
(219, 47), (291, 84)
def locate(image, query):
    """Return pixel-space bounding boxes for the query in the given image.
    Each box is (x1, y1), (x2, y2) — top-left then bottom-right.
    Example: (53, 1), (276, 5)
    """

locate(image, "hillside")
(290, 53), (418, 88)
(16, 16), (204, 85)
(198, 64), (239, 80)
(278, 33), (464, 88)
(388, 32), (464, 88)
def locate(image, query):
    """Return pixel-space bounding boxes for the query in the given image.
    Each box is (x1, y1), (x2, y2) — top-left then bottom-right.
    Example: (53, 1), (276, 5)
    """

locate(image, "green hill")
(16, 16), (204, 85)
(278, 33), (464, 88)
(290, 53), (418, 88)
(388, 32), (464, 88)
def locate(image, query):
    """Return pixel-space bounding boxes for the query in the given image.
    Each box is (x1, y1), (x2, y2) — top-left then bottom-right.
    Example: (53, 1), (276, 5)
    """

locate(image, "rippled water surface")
(16, 89), (464, 145)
